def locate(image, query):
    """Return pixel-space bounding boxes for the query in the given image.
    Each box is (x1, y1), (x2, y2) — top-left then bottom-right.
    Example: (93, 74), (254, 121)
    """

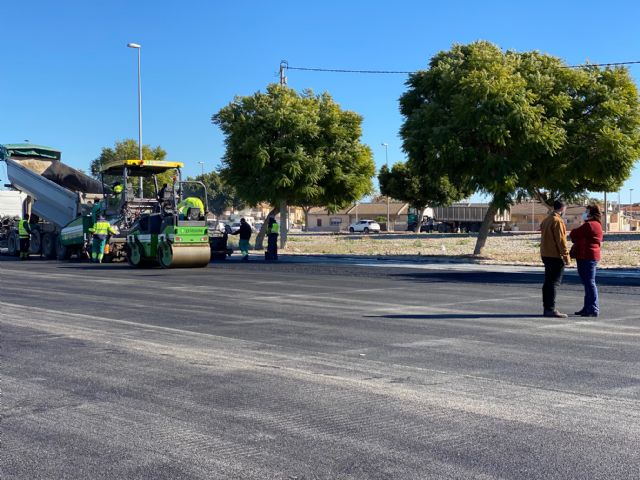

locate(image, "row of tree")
(381, 41), (640, 253)
(91, 41), (640, 254)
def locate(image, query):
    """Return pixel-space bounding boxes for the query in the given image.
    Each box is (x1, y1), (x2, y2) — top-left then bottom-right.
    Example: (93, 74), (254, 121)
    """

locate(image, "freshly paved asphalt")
(1, 255), (639, 479)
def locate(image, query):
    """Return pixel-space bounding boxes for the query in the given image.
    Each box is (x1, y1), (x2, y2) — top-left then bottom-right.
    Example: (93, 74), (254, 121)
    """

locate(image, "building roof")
(346, 202), (408, 216)
(309, 202), (409, 216)
(510, 202), (594, 216)
(308, 206), (353, 215)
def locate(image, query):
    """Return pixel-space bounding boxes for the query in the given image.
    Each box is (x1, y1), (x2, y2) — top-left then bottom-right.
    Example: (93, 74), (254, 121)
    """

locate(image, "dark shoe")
(574, 309), (586, 316)
(544, 309), (568, 318)
(580, 312), (598, 318)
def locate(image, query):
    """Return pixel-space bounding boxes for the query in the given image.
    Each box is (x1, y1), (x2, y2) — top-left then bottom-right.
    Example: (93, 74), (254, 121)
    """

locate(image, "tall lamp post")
(198, 161), (204, 177)
(631, 188), (634, 208)
(127, 42), (143, 197)
(381, 143), (390, 231)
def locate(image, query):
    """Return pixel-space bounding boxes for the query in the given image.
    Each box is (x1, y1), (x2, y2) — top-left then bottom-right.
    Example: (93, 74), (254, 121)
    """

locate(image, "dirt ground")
(228, 232), (640, 268)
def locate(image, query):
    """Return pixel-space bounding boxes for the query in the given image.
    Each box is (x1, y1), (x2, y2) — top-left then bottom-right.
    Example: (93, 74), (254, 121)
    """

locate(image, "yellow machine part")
(160, 243), (210, 268)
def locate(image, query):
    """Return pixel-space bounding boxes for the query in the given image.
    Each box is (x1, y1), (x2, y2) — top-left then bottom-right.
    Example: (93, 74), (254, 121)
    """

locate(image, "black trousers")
(542, 257), (565, 311)
(266, 233), (278, 260)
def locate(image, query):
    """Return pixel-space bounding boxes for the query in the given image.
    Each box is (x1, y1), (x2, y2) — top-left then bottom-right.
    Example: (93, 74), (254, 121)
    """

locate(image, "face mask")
(582, 212), (589, 221)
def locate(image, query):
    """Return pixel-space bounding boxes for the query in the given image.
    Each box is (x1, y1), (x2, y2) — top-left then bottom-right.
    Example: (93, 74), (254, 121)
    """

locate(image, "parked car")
(348, 219), (381, 233)
(207, 220), (228, 234)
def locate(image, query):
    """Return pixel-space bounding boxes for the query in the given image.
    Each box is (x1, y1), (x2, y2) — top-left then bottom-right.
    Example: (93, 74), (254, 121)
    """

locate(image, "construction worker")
(108, 182), (124, 208)
(266, 217), (279, 261)
(18, 215), (31, 260)
(88, 215), (118, 263)
(177, 197), (205, 220)
(231, 218), (252, 261)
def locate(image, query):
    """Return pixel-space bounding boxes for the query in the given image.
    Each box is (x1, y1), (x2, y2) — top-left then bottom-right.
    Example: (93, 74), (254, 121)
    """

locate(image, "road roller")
(126, 211), (211, 268)
(97, 158), (211, 268)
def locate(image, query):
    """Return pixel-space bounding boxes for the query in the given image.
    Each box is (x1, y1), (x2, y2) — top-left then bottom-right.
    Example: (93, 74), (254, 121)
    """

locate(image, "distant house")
(508, 201), (627, 231)
(307, 201), (411, 232)
(509, 202), (550, 231)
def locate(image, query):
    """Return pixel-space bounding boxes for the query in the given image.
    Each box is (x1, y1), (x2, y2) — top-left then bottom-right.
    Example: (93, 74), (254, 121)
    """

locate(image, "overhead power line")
(281, 60), (640, 77)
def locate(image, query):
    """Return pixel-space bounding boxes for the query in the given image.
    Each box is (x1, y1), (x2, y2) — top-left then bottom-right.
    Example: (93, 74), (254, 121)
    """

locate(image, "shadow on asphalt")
(389, 271), (639, 288)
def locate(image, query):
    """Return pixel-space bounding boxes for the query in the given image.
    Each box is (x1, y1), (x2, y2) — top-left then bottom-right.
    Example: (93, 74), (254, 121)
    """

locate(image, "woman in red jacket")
(569, 205), (604, 317)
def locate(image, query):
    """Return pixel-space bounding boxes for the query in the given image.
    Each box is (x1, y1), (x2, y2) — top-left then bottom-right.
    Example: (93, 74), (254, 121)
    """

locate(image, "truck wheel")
(56, 236), (71, 260)
(7, 231), (19, 256)
(364, 227), (369, 234)
(42, 233), (56, 259)
(30, 229), (42, 254)
(349, 227), (355, 233)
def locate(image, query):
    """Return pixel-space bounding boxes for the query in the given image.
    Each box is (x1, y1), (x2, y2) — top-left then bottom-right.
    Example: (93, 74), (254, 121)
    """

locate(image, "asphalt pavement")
(1, 255), (640, 479)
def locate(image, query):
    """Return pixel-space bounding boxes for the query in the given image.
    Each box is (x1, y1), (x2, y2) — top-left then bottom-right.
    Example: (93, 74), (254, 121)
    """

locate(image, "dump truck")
(433, 203), (510, 233)
(1, 143), (103, 258)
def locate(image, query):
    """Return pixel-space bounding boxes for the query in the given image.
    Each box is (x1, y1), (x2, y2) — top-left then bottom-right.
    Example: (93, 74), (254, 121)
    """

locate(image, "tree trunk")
(255, 206), (279, 250)
(473, 201), (498, 255)
(302, 206), (311, 232)
(280, 201), (288, 249)
(413, 205), (426, 232)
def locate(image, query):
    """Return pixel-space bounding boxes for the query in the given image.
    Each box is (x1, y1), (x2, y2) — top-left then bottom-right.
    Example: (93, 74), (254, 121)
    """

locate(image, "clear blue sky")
(1, 0), (639, 203)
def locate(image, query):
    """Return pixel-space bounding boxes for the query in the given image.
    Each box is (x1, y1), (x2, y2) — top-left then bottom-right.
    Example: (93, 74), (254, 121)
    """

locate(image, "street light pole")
(631, 188), (634, 208)
(198, 161), (204, 177)
(381, 143), (389, 231)
(531, 199), (534, 231)
(127, 42), (143, 197)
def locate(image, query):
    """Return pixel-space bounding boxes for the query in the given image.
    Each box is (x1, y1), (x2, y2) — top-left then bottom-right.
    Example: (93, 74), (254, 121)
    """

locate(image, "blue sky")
(1, 0), (639, 203)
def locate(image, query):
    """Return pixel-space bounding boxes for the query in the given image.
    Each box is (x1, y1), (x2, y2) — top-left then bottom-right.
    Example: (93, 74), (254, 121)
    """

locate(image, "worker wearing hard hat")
(17, 214), (31, 260)
(177, 197), (205, 220)
(88, 215), (118, 263)
(108, 182), (124, 208)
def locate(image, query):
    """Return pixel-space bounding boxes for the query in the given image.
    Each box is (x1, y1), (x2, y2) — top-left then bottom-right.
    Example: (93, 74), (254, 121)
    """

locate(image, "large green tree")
(90, 139), (171, 197)
(378, 160), (469, 231)
(213, 84), (374, 248)
(400, 41), (640, 254)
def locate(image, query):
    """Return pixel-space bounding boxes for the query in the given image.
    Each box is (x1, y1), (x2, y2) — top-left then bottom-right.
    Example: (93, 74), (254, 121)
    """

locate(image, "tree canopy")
(378, 160), (470, 224)
(213, 84), (374, 246)
(400, 41), (640, 253)
(90, 139), (171, 197)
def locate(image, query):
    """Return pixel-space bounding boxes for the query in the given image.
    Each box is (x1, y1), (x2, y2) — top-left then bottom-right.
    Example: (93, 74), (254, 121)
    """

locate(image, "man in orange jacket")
(539, 199), (570, 318)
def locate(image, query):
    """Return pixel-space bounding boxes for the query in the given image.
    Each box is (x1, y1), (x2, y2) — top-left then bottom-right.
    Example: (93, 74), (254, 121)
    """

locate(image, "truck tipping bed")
(4, 158), (80, 227)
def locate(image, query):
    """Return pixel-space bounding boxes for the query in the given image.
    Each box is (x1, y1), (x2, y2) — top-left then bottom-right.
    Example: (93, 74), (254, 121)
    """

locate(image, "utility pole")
(618, 191), (621, 231)
(381, 143), (390, 231)
(531, 199), (535, 231)
(279, 60), (288, 86)
(603, 192), (608, 233)
(127, 43), (143, 198)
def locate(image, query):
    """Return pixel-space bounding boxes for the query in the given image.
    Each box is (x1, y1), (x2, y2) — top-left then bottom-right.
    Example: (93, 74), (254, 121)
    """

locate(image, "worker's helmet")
(113, 184), (123, 194)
